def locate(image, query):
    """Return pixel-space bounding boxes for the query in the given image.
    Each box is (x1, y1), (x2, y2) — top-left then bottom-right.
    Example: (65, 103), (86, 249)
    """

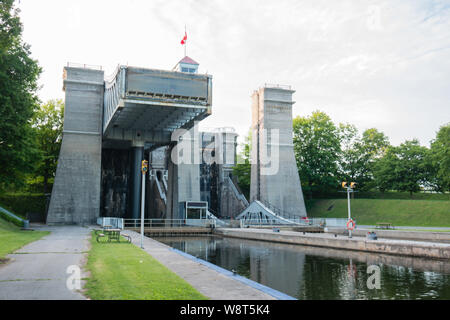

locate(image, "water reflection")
(155, 236), (450, 300)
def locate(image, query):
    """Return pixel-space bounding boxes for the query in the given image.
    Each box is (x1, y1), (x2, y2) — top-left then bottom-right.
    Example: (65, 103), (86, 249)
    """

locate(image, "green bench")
(376, 222), (394, 230)
(95, 228), (131, 243)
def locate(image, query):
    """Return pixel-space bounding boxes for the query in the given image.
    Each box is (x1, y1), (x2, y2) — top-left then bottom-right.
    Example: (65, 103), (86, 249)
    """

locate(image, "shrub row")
(0, 193), (48, 219)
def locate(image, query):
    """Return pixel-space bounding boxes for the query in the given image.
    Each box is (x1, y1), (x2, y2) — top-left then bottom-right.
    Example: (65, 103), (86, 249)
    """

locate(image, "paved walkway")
(123, 230), (277, 300)
(0, 225), (90, 300)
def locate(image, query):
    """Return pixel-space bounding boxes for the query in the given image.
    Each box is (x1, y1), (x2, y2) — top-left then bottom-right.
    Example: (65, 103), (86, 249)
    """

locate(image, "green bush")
(0, 193), (47, 219)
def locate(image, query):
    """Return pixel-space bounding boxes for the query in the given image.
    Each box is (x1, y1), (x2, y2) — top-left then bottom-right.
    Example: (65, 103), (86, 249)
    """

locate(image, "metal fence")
(240, 218), (351, 228)
(123, 219), (216, 229)
(67, 62), (103, 70)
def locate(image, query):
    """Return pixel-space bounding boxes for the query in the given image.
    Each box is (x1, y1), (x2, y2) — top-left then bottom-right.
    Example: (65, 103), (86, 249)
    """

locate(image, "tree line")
(293, 111), (449, 198)
(0, 0), (64, 194)
(234, 111), (449, 199)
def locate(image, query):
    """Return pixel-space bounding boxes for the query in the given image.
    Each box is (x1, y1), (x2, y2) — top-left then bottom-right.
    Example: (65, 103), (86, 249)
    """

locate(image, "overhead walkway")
(103, 65), (212, 142)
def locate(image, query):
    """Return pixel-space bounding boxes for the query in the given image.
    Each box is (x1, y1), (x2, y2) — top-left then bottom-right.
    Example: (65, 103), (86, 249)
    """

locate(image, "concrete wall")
(47, 67), (104, 225)
(167, 128), (201, 219)
(199, 130), (245, 218)
(250, 87), (307, 217)
(215, 228), (450, 260)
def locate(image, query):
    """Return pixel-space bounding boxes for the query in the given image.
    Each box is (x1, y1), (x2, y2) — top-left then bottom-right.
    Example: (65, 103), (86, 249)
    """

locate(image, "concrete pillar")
(166, 127), (201, 220)
(250, 86), (307, 217)
(130, 145), (144, 220)
(166, 145), (178, 220)
(47, 67), (104, 225)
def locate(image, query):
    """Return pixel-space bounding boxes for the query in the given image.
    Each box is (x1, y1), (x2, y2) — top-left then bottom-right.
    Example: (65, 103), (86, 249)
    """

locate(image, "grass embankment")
(307, 199), (450, 227)
(0, 217), (49, 262)
(84, 232), (208, 300)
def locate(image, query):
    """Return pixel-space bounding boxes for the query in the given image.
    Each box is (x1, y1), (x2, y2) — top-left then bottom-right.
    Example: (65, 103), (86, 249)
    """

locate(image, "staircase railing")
(155, 177), (166, 204)
(227, 177), (249, 206)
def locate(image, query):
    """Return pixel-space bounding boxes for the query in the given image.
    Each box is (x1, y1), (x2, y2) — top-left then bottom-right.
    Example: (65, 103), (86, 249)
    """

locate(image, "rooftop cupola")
(175, 56), (199, 74)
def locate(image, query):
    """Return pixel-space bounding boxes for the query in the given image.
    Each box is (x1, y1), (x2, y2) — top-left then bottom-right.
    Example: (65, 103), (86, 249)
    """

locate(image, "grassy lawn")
(84, 232), (208, 300)
(0, 218), (49, 262)
(307, 198), (450, 227)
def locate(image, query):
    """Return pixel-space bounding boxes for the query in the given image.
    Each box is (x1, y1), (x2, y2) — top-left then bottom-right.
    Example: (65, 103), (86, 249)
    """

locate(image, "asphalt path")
(0, 225), (90, 300)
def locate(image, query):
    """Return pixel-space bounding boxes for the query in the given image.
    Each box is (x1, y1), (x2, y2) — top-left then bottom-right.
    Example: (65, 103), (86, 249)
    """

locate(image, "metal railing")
(240, 217), (353, 228)
(123, 219), (216, 229)
(206, 209), (232, 227)
(0, 205), (28, 227)
(264, 83), (291, 90)
(259, 199), (304, 221)
(227, 177), (250, 207)
(67, 62), (103, 70)
(154, 178), (167, 204)
(103, 66), (126, 133)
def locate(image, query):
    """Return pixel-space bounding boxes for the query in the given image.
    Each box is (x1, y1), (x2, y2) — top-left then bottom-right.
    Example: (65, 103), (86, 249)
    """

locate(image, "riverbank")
(214, 228), (450, 259)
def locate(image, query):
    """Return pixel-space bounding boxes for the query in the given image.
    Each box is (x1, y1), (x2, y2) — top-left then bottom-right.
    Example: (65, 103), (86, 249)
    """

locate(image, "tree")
(339, 127), (390, 190)
(0, 0), (41, 188)
(373, 140), (429, 196)
(338, 123), (359, 182)
(372, 147), (399, 193)
(233, 130), (251, 199)
(428, 123), (450, 192)
(293, 111), (341, 197)
(32, 100), (64, 193)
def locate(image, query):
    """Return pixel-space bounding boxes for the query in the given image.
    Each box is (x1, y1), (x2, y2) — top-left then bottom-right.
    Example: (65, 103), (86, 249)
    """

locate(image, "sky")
(17, 0), (450, 147)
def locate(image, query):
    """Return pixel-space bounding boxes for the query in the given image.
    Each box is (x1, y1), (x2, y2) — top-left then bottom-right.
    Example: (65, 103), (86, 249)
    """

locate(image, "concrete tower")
(47, 66), (104, 224)
(250, 85), (307, 217)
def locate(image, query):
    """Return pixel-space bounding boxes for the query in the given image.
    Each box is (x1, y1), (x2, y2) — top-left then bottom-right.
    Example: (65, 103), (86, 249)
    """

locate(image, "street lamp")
(342, 181), (356, 238)
(140, 160), (149, 248)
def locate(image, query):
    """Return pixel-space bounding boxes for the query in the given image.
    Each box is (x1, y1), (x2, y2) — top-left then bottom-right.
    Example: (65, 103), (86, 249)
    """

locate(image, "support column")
(47, 66), (104, 225)
(166, 144), (178, 221)
(130, 144), (144, 220)
(249, 86), (307, 217)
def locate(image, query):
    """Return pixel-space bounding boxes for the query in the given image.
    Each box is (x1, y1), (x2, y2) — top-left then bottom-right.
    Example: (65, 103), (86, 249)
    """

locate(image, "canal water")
(155, 235), (450, 300)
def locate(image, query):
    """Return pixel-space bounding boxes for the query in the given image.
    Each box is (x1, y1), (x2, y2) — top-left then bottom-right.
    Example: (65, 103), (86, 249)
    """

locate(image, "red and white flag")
(180, 32), (187, 45)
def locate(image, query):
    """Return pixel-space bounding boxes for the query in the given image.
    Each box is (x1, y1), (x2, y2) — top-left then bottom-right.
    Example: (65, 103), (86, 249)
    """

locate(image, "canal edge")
(169, 247), (297, 301)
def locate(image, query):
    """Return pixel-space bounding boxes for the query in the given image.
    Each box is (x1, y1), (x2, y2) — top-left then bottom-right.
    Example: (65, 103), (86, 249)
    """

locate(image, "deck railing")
(240, 218), (353, 228)
(123, 218), (216, 229)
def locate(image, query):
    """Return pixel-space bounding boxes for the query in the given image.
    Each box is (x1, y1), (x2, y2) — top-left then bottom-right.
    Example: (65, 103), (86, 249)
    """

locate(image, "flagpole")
(184, 24), (187, 57)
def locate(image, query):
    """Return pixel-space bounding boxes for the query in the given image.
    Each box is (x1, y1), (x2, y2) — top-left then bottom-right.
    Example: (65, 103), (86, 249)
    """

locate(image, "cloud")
(18, 0), (450, 147)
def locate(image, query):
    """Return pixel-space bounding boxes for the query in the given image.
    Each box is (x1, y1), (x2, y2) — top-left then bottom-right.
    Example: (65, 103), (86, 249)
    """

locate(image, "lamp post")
(347, 185), (352, 238)
(140, 160), (148, 249)
(342, 182), (356, 238)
